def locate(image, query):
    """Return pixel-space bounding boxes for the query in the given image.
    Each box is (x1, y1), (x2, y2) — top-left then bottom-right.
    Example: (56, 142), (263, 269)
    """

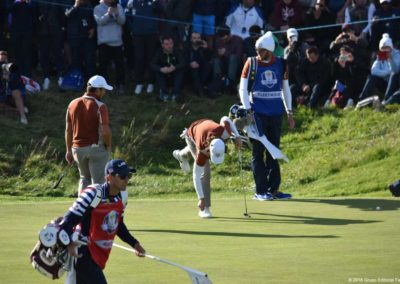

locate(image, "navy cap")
(105, 159), (136, 177)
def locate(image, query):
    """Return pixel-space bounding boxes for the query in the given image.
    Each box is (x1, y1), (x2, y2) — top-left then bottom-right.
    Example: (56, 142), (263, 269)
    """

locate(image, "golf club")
(113, 243), (213, 284)
(238, 150), (251, 218)
(53, 163), (72, 189)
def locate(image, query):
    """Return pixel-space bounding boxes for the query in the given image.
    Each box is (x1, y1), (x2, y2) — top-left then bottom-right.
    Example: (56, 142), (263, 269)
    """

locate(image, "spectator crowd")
(1, 0), (400, 124)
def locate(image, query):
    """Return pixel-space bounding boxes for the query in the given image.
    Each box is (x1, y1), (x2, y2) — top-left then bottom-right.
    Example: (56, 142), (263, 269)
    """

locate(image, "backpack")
(59, 69), (85, 92)
(330, 81), (347, 108)
(331, 91), (347, 108)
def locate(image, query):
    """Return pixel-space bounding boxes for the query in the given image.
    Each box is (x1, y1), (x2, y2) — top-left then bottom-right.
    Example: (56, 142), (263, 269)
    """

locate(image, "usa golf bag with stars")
(228, 104), (252, 146)
(30, 217), (74, 279)
(229, 103), (289, 162)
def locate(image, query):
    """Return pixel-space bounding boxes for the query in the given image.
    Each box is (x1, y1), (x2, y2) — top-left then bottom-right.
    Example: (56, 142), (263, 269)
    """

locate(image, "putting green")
(0, 197), (399, 283)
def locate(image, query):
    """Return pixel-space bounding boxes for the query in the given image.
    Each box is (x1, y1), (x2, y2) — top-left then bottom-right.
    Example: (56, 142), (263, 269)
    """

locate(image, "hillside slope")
(0, 89), (399, 198)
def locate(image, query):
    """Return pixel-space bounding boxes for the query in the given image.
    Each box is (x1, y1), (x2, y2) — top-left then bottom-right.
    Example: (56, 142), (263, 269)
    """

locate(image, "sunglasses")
(113, 173), (132, 180)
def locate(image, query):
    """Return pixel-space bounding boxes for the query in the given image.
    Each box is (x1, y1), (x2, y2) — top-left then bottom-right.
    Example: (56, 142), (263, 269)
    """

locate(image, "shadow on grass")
(295, 198), (400, 211)
(226, 213), (380, 226)
(211, 212), (380, 226)
(130, 229), (337, 239)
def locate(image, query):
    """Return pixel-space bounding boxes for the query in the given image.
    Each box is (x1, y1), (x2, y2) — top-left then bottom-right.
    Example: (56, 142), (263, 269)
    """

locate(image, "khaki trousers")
(72, 145), (109, 192)
(183, 137), (212, 207)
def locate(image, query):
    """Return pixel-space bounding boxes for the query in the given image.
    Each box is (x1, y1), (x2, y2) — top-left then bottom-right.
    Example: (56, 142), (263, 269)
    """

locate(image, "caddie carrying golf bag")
(30, 217), (73, 279)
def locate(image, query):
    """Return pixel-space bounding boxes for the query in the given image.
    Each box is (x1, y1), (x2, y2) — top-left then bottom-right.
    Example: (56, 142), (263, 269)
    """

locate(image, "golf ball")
(376, 206), (381, 210)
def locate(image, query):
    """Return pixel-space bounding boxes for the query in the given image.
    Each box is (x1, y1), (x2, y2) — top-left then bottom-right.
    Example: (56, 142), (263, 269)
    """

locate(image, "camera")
(341, 34), (350, 43)
(193, 40), (203, 48)
(1, 63), (16, 74)
(289, 40), (299, 52)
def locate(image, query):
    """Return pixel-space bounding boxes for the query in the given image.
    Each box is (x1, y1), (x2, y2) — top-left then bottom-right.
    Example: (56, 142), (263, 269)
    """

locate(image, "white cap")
(210, 138), (225, 165)
(379, 33), (393, 50)
(379, 0), (391, 3)
(88, 75), (113, 91)
(287, 28), (298, 39)
(255, 31), (275, 52)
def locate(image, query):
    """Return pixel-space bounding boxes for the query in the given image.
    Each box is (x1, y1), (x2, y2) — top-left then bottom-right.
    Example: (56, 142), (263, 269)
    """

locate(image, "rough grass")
(0, 88), (400, 198)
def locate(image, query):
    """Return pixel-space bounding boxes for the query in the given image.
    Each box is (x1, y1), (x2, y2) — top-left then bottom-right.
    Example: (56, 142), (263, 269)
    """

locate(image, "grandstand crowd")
(1, 0), (400, 122)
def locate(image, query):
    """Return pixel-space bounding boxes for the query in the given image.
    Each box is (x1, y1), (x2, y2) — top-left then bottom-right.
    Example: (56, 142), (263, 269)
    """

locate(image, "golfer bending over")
(173, 117), (242, 218)
(60, 159), (146, 284)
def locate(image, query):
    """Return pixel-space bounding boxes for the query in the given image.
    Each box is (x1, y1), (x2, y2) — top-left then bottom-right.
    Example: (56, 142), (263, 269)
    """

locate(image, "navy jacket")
(9, 1), (37, 34)
(37, 2), (66, 36)
(150, 48), (186, 72)
(65, 2), (96, 40)
(126, 0), (161, 36)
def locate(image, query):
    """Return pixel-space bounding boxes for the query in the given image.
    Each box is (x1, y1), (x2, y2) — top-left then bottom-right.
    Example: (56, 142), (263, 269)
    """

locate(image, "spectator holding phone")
(284, 28), (310, 85)
(305, 0), (337, 54)
(184, 32), (212, 97)
(358, 33), (400, 101)
(94, 0), (126, 94)
(328, 45), (359, 108)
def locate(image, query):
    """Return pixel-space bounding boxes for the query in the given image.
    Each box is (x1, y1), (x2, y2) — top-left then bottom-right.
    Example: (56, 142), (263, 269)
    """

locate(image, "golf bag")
(30, 217), (73, 279)
(20, 75), (41, 94)
(389, 179), (400, 197)
(229, 104), (252, 132)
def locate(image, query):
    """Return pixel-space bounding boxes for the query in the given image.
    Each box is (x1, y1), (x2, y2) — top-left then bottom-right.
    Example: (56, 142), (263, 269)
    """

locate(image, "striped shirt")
(60, 183), (137, 249)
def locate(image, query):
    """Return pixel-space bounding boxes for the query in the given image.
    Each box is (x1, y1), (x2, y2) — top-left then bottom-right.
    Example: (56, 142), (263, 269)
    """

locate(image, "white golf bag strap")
(89, 185), (103, 208)
(180, 128), (188, 139)
(120, 190), (128, 207)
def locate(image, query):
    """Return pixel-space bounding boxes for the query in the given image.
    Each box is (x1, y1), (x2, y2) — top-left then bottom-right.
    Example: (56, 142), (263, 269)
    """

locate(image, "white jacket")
(225, 4), (264, 40)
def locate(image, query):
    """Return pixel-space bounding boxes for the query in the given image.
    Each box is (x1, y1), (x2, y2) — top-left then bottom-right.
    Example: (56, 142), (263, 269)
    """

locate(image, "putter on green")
(239, 150), (251, 218)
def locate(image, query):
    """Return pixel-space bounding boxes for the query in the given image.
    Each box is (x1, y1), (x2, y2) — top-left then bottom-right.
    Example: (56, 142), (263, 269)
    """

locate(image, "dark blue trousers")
(76, 246), (107, 284)
(251, 114), (283, 195)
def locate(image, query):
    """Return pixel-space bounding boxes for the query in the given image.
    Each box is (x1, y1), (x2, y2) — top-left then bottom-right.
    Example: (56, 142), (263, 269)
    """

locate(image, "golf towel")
(245, 122), (289, 162)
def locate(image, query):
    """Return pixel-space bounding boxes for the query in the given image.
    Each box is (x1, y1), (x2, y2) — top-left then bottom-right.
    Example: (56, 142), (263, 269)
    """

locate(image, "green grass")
(0, 197), (399, 283)
(0, 90), (400, 199)
(1, 89), (400, 198)
(1, 88), (400, 283)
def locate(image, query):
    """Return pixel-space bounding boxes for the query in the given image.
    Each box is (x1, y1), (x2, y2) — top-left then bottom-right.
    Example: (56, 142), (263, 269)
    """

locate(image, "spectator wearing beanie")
(359, 33), (400, 101)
